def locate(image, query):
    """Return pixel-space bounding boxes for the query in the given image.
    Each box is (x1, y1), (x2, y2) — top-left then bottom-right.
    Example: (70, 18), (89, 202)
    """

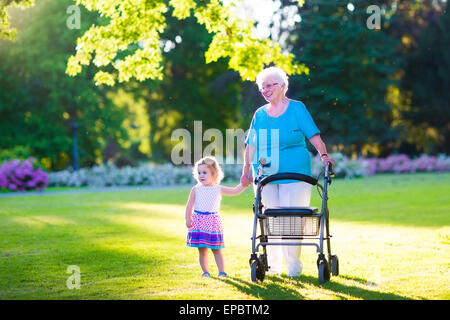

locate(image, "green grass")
(0, 186), (85, 193)
(0, 173), (449, 300)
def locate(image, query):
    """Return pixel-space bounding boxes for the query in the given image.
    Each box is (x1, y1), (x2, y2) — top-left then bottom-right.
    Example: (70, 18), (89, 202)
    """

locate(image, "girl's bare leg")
(198, 247), (209, 273)
(212, 249), (225, 273)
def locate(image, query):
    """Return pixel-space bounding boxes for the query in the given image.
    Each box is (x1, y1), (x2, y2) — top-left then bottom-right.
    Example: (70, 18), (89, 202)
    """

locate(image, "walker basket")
(264, 215), (320, 237)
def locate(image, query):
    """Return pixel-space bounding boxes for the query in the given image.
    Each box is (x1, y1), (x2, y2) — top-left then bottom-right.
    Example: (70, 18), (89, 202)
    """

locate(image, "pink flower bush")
(363, 158), (378, 176)
(0, 159), (48, 191)
(43, 153), (450, 188)
(364, 154), (450, 175)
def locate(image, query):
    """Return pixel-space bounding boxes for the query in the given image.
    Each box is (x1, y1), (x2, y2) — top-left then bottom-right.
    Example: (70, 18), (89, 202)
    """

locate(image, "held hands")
(240, 165), (253, 187)
(242, 173), (253, 187)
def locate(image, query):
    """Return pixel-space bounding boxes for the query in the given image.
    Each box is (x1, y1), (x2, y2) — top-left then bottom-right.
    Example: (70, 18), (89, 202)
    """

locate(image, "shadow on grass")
(218, 274), (410, 300)
(217, 276), (304, 300)
(0, 212), (185, 299)
(294, 274), (410, 300)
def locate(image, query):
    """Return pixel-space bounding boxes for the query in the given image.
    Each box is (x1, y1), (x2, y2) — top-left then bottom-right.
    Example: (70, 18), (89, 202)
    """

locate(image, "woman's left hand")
(321, 154), (335, 168)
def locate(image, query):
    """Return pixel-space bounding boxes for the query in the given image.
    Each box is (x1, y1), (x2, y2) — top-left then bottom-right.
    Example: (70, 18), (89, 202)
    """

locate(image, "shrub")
(365, 153), (450, 174)
(0, 146), (34, 163)
(0, 159), (49, 191)
(311, 152), (370, 179)
(46, 153), (450, 189)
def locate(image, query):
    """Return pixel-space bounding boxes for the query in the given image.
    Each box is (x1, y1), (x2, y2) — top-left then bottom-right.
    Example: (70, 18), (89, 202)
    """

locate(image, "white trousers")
(255, 182), (312, 276)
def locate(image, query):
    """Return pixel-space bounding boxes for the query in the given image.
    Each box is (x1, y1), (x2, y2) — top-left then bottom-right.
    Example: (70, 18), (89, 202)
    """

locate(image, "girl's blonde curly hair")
(192, 156), (224, 184)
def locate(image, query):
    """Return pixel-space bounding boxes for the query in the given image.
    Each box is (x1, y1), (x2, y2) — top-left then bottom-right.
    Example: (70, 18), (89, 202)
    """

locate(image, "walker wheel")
(330, 255), (339, 276)
(250, 260), (258, 282)
(318, 259), (330, 285)
(250, 259), (265, 283)
(257, 254), (266, 281)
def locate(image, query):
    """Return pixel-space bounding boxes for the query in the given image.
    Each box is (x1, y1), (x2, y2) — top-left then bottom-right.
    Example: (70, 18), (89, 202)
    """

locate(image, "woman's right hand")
(240, 165), (253, 186)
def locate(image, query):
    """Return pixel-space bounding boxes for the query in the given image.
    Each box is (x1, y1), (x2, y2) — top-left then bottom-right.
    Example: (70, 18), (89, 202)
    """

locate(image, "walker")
(249, 158), (339, 284)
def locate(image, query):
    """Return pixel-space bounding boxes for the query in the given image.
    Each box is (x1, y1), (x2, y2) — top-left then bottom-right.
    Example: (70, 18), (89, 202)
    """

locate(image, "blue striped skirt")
(187, 210), (224, 249)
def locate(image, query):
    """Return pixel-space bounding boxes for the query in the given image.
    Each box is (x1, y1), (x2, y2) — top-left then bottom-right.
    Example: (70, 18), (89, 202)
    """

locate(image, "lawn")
(0, 172), (449, 300)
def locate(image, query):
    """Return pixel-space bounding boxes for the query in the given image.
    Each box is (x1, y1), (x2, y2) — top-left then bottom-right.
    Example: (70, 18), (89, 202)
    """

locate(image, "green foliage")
(66, 0), (308, 85)
(401, 0), (450, 153)
(0, 0), (132, 169)
(0, 146), (33, 163)
(141, 9), (247, 162)
(1, 0), (447, 168)
(0, 0), (34, 40)
(287, 0), (400, 155)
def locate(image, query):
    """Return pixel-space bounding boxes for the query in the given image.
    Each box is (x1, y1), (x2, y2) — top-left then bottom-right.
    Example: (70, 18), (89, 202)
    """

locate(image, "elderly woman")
(241, 66), (334, 277)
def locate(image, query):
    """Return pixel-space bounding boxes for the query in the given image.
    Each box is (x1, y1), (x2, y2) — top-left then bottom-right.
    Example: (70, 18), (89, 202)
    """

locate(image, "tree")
(0, 0), (133, 169)
(1, 1), (313, 167)
(400, 0), (450, 153)
(120, 8), (247, 163)
(65, 0), (308, 86)
(285, 0), (400, 156)
(0, 0), (35, 40)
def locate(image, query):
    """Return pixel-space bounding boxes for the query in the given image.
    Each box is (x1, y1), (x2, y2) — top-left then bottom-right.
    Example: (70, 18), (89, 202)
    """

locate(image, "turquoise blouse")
(245, 100), (320, 183)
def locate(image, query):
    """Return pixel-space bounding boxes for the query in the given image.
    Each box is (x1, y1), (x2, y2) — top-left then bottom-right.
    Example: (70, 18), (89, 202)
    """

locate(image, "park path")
(0, 184), (192, 198)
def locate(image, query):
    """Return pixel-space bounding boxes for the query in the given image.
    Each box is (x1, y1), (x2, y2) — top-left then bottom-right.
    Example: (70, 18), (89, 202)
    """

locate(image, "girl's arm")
(220, 183), (248, 196)
(185, 187), (195, 228)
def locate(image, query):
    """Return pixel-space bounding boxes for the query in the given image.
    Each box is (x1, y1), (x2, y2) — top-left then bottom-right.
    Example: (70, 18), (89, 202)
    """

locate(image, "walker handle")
(259, 172), (318, 187)
(325, 162), (334, 178)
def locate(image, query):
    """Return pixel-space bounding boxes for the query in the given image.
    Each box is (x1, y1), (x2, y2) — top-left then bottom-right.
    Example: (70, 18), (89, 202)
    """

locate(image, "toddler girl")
(185, 156), (249, 278)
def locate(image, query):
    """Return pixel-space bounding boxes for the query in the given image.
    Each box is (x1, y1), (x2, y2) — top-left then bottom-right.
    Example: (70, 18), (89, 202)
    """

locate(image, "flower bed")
(1, 153), (446, 191)
(43, 152), (450, 189)
(47, 162), (243, 188)
(0, 159), (48, 191)
(364, 154), (450, 175)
